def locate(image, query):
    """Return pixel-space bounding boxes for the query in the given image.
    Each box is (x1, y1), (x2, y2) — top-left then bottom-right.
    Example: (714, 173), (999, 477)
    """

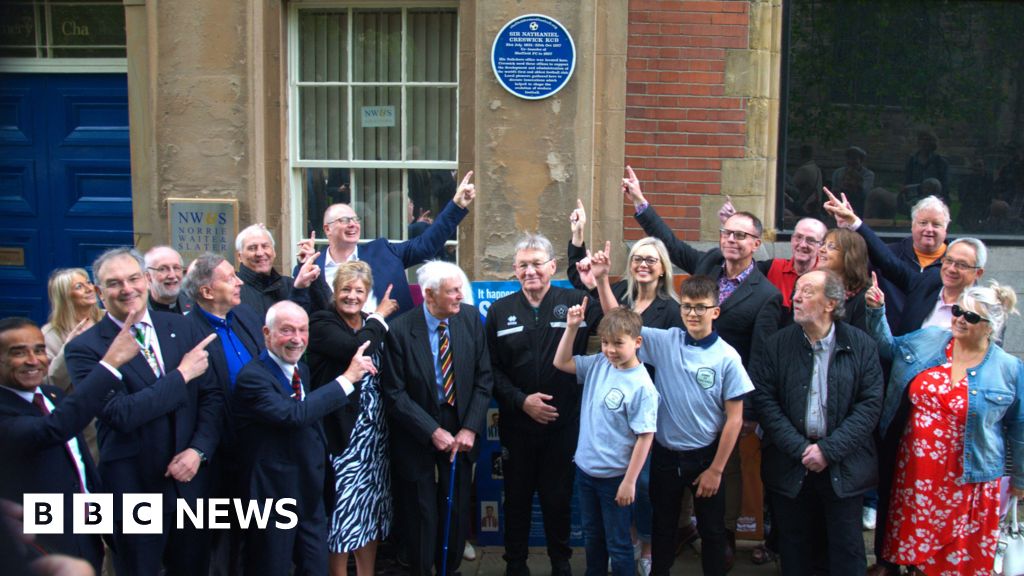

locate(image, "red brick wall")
(624, 1), (750, 240)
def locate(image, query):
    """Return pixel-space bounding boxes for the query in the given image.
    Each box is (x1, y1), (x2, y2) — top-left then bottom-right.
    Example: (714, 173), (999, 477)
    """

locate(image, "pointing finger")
(383, 283), (393, 300)
(195, 333), (218, 350)
(822, 186), (838, 203)
(356, 340), (372, 356)
(603, 240), (611, 256)
(460, 170), (474, 188)
(576, 198), (584, 210)
(871, 271), (878, 287)
(581, 296), (588, 313)
(310, 230), (316, 241)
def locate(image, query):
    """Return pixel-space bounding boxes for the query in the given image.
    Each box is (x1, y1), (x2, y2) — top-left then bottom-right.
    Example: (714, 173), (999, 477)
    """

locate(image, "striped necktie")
(291, 369), (302, 401)
(438, 321), (456, 406)
(133, 323), (162, 377)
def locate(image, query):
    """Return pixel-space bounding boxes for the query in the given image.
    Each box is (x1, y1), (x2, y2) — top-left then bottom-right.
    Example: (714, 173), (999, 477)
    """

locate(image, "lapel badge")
(170, 333), (176, 338)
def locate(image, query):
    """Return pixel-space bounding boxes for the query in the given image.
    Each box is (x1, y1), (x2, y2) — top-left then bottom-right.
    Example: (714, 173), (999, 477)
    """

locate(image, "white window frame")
(286, 0), (460, 254)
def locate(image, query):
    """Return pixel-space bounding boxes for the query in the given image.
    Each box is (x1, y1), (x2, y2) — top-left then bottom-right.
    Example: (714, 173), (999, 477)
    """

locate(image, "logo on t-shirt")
(553, 304), (569, 319)
(604, 388), (625, 410)
(696, 368), (716, 389)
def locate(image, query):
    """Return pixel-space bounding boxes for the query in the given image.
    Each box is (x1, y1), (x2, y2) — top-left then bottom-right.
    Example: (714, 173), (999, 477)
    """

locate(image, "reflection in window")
(779, 0), (1024, 238)
(0, 1), (126, 59)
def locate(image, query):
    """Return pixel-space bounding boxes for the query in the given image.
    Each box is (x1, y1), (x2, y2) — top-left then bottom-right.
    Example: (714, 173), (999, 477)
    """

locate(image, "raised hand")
(374, 284), (399, 318)
(178, 333), (218, 382)
(567, 296), (588, 329)
(293, 251), (322, 289)
(575, 257), (597, 290)
(102, 308), (144, 368)
(589, 241), (612, 280)
(343, 340), (377, 383)
(453, 170), (476, 208)
(621, 165), (647, 208)
(822, 186), (859, 228)
(570, 198), (587, 246)
(865, 271), (885, 309)
(296, 230), (317, 264)
(718, 195), (736, 225)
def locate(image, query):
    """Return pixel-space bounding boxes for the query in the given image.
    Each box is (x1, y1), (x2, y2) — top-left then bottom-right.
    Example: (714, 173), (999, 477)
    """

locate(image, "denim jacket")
(867, 306), (1024, 487)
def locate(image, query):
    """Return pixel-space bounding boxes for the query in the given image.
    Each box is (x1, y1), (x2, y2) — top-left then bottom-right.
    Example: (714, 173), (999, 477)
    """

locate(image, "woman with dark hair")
(815, 228), (869, 331)
(308, 261), (398, 576)
(867, 280), (1024, 575)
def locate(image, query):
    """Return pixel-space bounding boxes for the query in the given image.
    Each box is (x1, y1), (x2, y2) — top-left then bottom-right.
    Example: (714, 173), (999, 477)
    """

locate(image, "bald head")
(791, 218), (828, 273)
(263, 301), (309, 364)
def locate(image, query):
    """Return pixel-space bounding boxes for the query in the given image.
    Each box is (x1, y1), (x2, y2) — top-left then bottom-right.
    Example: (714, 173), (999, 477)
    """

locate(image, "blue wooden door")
(0, 73), (132, 322)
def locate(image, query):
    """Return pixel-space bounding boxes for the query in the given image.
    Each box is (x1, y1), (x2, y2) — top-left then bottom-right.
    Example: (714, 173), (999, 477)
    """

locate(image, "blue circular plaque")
(491, 14), (576, 100)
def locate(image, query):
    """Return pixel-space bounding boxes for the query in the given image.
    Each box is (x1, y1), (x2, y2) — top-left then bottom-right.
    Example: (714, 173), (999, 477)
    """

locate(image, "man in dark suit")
(232, 300), (374, 576)
(297, 171), (476, 315)
(236, 223), (320, 317)
(0, 315), (139, 572)
(622, 166), (782, 564)
(382, 260), (494, 576)
(182, 252), (265, 576)
(64, 247), (223, 576)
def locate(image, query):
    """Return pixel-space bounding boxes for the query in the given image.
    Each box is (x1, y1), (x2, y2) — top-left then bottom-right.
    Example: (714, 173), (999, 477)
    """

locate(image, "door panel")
(0, 73), (131, 323)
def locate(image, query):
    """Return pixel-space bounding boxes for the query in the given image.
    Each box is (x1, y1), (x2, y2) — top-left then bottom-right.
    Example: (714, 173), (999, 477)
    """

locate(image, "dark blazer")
(0, 374), (114, 570)
(635, 205), (782, 366)
(857, 223), (943, 335)
(381, 303), (493, 481)
(232, 352), (350, 518)
(566, 241), (683, 329)
(238, 264), (312, 319)
(232, 352), (351, 576)
(304, 201), (468, 315)
(186, 304), (264, 447)
(64, 312), (225, 503)
(876, 234), (945, 331)
(149, 293), (193, 315)
(752, 322), (883, 499)
(308, 309), (388, 455)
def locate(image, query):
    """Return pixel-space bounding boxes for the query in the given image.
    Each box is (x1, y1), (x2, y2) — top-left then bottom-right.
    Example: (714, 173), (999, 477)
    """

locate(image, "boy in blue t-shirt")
(592, 261), (752, 576)
(554, 301), (659, 576)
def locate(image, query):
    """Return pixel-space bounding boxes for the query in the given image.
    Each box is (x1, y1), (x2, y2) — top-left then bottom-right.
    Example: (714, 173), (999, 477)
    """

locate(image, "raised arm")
(624, 166), (704, 272)
(553, 297), (587, 375)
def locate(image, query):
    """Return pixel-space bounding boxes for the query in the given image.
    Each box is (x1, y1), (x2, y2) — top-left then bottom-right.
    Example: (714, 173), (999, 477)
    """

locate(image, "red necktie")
(438, 322), (456, 406)
(291, 370), (302, 401)
(33, 392), (86, 493)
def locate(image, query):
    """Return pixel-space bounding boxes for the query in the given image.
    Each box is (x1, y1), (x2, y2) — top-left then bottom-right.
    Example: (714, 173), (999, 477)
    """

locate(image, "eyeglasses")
(327, 215), (360, 226)
(952, 304), (989, 324)
(147, 265), (183, 275)
(791, 233), (823, 247)
(941, 257), (979, 272)
(514, 258), (554, 273)
(681, 304), (717, 316)
(823, 242), (840, 252)
(719, 228), (759, 241)
(630, 256), (661, 266)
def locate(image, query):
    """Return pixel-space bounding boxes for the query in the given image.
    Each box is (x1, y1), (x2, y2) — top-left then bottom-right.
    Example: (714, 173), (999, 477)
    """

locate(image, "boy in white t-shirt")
(554, 302), (659, 576)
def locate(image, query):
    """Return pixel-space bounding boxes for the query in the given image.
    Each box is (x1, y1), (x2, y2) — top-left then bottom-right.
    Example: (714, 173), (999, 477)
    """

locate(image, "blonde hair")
(960, 280), (1019, 342)
(333, 261), (374, 294)
(624, 237), (680, 307)
(46, 268), (103, 339)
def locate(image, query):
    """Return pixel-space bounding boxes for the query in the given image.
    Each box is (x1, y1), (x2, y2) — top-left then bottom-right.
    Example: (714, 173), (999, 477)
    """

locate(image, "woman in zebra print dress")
(308, 261), (399, 576)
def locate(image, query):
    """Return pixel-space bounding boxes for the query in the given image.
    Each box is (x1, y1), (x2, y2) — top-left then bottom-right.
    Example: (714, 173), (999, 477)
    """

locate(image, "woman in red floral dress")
(866, 280), (1024, 575)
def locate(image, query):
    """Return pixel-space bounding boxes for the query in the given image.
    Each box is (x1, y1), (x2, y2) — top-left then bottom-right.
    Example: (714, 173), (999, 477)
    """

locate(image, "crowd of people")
(0, 165), (1022, 576)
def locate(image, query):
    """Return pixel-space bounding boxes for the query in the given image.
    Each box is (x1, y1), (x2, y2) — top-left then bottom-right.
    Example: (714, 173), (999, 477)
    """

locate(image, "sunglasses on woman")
(952, 304), (988, 324)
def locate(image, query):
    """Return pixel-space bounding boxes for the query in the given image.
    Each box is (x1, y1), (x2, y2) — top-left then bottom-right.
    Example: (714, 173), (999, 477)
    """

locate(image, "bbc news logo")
(23, 495), (298, 534)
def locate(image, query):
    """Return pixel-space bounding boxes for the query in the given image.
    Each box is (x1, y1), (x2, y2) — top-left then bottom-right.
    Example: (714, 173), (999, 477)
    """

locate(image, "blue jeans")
(576, 468), (634, 576)
(632, 454), (652, 543)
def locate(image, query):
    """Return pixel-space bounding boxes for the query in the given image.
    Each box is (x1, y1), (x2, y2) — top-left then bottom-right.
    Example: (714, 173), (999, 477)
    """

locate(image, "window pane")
(298, 10), (347, 83)
(408, 87), (456, 161)
(407, 9), (457, 83)
(353, 9), (401, 83)
(298, 86), (348, 160)
(408, 168), (457, 225)
(49, 4), (126, 55)
(352, 168), (403, 240)
(780, 0), (1024, 237)
(302, 168), (351, 234)
(0, 3), (38, 57)
(353, 86), (401, 161)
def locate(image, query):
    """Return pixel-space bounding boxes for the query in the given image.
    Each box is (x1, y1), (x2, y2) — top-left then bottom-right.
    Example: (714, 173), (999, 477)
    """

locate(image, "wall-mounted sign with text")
(168, 198), (239, 266)
(491, 14), (576, 100)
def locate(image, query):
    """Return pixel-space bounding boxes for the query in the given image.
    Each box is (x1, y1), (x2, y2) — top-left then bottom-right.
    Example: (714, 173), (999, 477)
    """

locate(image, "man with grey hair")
(236, 223), (320, 317)
(145, 245), (193, 314)
(65, 246), (223, 575)
(752, 269), (882, 576)
(382, 260), (493, 576)
(486, 232), (598, 576)
(182, 252), (265, 576)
